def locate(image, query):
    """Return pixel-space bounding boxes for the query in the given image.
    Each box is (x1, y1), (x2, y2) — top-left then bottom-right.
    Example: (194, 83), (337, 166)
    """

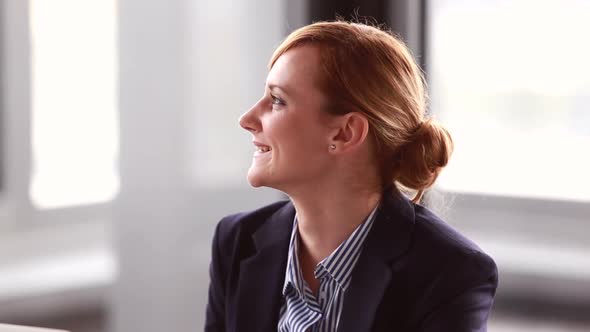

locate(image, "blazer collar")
(233, 201), (295, 332)
(338, 189), (416, 332)
(251, 200), (296, 251)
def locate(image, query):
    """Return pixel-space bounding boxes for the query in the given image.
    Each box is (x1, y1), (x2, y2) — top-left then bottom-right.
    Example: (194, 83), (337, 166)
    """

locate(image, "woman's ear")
(329, 112), (370, 152)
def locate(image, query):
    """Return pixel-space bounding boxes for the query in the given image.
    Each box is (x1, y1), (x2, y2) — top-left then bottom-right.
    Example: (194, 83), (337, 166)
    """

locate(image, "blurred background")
(0, 0), (588, 331)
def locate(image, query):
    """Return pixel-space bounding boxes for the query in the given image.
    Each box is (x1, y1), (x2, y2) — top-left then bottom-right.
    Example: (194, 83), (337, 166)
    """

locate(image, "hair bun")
(394, 118), (454, 202)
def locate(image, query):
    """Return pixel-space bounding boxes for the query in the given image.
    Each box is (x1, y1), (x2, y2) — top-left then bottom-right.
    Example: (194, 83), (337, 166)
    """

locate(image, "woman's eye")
(270, 94), (285, 107)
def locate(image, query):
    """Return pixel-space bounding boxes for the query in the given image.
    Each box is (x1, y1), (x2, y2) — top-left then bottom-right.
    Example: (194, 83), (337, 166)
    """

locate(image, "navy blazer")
(205, 191), (498, 332)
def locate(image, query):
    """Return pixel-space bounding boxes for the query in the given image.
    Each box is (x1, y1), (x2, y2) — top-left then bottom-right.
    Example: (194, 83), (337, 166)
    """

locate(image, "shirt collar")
(282, 205), (379, 295)
(283, 216), (305, 297)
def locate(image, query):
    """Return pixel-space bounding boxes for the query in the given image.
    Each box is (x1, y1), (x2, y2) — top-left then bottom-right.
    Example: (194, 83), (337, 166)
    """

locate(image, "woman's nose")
(239, 103), (261, 133)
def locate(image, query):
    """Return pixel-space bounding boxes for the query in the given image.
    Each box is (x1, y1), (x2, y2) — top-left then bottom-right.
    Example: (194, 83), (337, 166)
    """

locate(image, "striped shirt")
(277, 206), (378, 332)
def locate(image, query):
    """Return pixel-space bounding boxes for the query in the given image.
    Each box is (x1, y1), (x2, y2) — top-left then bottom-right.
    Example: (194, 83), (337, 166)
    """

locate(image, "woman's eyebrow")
(267, 83), (291, 96)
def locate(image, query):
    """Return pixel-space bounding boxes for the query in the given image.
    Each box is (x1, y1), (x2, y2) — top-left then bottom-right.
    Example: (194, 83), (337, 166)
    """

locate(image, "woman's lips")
(253, 141), (272, 157)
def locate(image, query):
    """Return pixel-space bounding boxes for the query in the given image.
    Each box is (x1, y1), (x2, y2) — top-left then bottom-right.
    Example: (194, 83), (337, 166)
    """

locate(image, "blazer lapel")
(233, 202), (295, 332)
(338, 190), (416, 332)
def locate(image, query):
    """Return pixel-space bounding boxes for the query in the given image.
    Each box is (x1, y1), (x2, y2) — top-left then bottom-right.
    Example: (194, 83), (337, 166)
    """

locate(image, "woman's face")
(239, 45), (337, 192)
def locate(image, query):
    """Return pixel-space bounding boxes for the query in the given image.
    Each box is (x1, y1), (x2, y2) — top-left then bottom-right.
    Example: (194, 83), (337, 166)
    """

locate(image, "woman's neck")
(290, 187), (382, 268)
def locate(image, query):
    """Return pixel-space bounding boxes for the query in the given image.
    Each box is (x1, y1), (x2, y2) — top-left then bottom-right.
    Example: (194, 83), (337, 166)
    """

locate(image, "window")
(429, 0), (590, 202)
(29, 0), (119, 209)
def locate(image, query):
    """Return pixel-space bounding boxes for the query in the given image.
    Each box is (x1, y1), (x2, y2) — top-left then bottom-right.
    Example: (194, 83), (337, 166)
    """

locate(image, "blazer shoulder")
(412, 204), (497, 278)
(382, 204), (498, 331)
(215, 199), (291, 246)
(402, 204), (498, 322)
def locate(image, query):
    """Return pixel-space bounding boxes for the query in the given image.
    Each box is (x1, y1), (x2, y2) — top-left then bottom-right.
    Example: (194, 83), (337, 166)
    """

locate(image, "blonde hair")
(270, 21), (453, 203)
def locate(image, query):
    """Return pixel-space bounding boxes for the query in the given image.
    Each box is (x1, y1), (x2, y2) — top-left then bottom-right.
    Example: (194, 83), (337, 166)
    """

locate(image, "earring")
(329, 144), (336, 150)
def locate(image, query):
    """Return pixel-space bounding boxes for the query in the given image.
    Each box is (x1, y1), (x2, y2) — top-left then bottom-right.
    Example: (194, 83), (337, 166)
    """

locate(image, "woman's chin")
(246, 170), (267, 188)
(247, 179), (264, 188)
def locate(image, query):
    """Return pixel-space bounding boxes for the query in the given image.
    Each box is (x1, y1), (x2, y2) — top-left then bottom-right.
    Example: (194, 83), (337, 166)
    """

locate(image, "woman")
(205, 21), (498, 332)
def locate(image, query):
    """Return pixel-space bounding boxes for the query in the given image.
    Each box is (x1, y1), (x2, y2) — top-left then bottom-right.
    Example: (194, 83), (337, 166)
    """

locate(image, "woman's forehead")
(266, 45), (323, 96)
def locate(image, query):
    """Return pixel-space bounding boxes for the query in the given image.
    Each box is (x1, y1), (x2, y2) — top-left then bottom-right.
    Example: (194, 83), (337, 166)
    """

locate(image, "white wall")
(111, 0), (294, 331)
